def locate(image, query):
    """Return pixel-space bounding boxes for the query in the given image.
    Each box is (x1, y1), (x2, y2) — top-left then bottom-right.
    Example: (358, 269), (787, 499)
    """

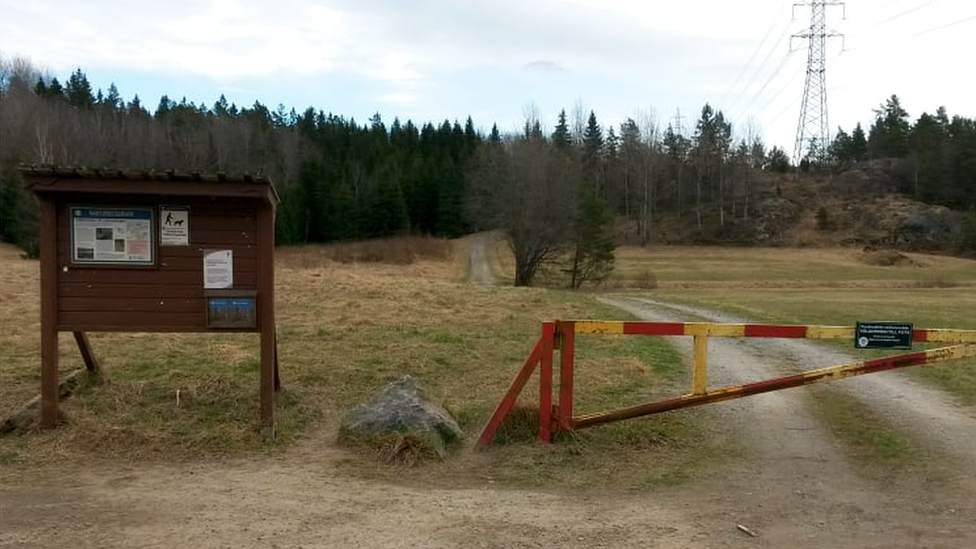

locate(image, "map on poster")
(71, 207), (153, 264)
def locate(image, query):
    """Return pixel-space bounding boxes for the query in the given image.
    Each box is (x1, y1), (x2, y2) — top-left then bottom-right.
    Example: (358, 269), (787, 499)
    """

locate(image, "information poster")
(71, 207), (153, 264)
(160, 206), (190, 246)
(203, 249), (234, 289)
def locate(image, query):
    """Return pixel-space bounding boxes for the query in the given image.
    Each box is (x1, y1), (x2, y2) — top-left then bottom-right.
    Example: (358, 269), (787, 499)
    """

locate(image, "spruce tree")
(552, 109), (572, 150)
(65, 68), (95, 108)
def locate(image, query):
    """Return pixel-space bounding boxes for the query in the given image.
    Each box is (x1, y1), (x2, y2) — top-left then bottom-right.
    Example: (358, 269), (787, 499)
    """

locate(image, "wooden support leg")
(39, 199), (60, 429)
(691, 334), (708, 396)
(40, 329), (59, 429)
(538, 322), (555, 443)
(73, 332), (101, 376)
(260, 326), (276, 440)
(557, 322), (575, 432)
(273, 331), (281, 392)
(475, 337), (544, 447)
(257, 203), (276, 439)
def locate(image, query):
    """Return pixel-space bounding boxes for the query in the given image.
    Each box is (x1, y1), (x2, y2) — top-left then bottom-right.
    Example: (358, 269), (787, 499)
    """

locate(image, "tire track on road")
(599, 295), (976, 546)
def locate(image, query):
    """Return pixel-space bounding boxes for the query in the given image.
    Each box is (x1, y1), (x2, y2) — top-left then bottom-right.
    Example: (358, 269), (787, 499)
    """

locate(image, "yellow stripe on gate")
(574, 321), (625, 334)
(805, 325), (853, 339)
(681, 323), (747, 337)
(707, 323), (746, 337)
(922, 329), (976, 344)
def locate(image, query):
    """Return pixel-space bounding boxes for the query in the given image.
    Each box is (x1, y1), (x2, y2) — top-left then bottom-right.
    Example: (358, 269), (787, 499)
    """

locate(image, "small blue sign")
(206, 296), (257, 328)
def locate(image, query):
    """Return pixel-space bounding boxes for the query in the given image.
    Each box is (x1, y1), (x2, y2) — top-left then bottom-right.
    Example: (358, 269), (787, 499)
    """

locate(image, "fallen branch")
(0, 368), (95, 435)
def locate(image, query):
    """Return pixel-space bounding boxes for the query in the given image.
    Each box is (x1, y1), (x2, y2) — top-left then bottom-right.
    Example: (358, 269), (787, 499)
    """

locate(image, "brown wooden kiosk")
(22, 166), (280, 438)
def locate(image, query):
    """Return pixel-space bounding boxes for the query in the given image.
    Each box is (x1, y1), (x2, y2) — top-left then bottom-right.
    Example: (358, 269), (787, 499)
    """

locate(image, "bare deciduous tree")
(465, 135), (577, 286)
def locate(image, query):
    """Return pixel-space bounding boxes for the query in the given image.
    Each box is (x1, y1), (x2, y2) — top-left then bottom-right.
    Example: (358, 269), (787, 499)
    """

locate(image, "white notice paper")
(203, 250), (233, 289)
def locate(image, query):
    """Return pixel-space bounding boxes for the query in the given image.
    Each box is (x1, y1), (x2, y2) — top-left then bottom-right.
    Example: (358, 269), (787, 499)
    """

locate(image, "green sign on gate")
(855, 321), (913, 349)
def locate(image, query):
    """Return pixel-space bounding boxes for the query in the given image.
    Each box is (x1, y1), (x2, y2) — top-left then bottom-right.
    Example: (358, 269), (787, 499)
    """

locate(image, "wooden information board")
(22, 167), (281, 438)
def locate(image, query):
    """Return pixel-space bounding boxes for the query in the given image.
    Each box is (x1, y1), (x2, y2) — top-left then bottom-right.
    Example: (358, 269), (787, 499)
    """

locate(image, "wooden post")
(538, 322), (556, 443)
(273, 331), (281, 392)
(72, 332), (101, 375)
(557, 321), (575, 431)
(257, 202), (276, 439)
(691, 333), (709, 396)
(475, 336), (544, 447)
(39, 199), (60, 428)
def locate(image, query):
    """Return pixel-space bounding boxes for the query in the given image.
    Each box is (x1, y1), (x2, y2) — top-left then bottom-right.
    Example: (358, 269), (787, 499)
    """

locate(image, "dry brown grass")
(611, 245), (976, 289)
(2, 240), (690, 464)
(860, 249), (921, 267)
(338, 429), (444, 466)
(299, 236), (454, 265)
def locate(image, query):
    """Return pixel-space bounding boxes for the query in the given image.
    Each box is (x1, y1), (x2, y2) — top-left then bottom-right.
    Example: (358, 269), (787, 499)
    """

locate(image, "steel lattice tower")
(793, 1), (843, 164)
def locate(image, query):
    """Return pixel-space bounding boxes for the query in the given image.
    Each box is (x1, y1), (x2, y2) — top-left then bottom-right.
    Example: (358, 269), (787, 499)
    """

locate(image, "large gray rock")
(340, 376), (463, 456)
(754, 198), (799, 241)
(895, 207), (961, 248)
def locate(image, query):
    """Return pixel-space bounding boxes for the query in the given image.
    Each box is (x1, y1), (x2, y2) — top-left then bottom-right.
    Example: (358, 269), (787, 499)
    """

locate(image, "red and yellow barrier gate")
(476, 321), (976, 446)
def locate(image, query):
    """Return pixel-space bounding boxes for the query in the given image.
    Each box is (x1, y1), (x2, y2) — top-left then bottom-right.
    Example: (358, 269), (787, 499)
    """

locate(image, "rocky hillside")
(636, 161), (975, 257)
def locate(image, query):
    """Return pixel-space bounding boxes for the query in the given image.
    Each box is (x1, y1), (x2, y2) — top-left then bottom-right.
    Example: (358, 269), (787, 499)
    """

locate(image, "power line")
(910, 13), (976, 36)
(748, 59), (807, 124)
(732, 50), (795, 128)
(720, 4), (789, 110)
(865, 0), (916, 15)
(876, 0), (943, 24)
(724, 21), (795, 117)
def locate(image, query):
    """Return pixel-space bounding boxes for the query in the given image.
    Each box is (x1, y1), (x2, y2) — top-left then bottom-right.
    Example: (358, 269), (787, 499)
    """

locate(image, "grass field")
(1, 239), (973, 488)
(0, 240), (721, 490)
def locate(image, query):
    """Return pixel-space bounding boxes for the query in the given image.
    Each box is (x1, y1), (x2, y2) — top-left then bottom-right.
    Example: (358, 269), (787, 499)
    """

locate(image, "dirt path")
(466, 233), (496, 285)
(600, 296), (976, 543)
(3, 294), (976, 548)
(602, 297), (976, 469)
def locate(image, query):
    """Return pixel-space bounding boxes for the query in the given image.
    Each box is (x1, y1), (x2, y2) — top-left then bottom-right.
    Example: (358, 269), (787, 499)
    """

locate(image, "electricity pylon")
(792, 1), (844, 165)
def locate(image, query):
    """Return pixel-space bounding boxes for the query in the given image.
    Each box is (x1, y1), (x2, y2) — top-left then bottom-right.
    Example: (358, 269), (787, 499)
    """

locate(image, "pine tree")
(104, 83), (122, 111)
(65, 68), (95, 108)
(582, 111), (603, 189)
(489, 124), (501, 143)
(47, 77), (64, 98)
(850, 123), (868, 161)
(567, 186), (616, 288)
(868, 94), (911, 158)
(552, 109), (572, 150)
(33, 77), (47, 97)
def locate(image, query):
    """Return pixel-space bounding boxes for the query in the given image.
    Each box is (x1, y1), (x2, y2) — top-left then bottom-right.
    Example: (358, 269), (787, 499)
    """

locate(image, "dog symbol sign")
(160, 206), (190, 246)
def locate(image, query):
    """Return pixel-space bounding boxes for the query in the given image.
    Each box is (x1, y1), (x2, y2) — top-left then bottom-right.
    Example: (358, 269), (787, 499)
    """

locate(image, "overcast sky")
(1, 0), (973, 151)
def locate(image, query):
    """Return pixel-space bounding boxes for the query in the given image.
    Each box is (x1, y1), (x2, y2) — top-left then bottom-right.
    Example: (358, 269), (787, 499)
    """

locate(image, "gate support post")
(538, 321), (556, 443)
(557, 321), (575, 431)
(691, 332), (708, 396)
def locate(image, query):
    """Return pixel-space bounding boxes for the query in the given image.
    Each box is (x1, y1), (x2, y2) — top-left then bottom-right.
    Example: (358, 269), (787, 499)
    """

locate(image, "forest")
(2, 57), (974, 283)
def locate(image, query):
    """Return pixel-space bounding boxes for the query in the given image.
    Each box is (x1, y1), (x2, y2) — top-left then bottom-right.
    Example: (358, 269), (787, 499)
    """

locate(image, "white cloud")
(0, 0), (347, 77)
(522, 60), (569, 73)
(2, 0), (974, 148)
